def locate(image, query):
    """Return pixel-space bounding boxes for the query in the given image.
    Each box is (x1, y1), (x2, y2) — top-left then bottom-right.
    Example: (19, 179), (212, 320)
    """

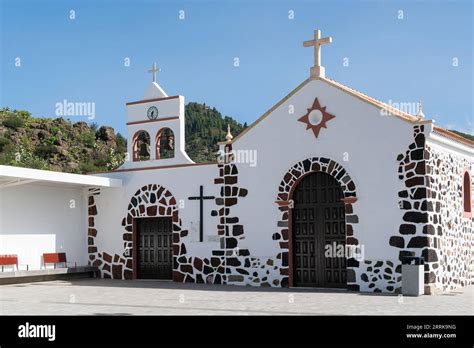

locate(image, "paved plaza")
(0, 279), (472, 315)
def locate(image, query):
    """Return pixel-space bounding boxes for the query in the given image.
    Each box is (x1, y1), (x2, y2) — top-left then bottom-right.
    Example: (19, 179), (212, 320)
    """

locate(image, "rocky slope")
(0, 104), (246, 173)
(0, 109), (126, 173)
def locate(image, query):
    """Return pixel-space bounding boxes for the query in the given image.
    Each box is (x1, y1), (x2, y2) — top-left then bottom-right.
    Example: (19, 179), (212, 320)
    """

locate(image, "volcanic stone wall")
(209, 143), (283, 287)
(393, 125), (473, 294)
(388, 125), (428, 292)
(424, 144), (473, 293)
(87, 187), (128, 279)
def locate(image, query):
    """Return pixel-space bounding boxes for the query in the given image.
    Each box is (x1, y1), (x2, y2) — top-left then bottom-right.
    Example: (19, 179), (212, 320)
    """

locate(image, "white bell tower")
(120, 63), (194, 170)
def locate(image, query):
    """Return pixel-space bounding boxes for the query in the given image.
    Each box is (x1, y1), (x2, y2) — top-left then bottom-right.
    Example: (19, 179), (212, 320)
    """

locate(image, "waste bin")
(401, 255), (424, 296)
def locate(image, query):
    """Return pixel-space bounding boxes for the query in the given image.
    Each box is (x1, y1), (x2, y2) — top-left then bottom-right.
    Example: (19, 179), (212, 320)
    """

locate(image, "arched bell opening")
(156, 127), (175, 160)
(132, 130), (151, 161)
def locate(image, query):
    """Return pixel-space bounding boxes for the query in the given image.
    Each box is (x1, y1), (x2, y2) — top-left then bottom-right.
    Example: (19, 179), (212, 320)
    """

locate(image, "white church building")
(0, 30), (472, 295)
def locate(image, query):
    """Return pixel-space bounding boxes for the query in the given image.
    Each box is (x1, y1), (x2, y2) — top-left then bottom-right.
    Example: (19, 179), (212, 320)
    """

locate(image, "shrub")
(7, 144), (50, 170)
(116, 133), (127, 152)
(79, 161), (100, 174)
(35, 144), (58, 158)
(44, 136), (59, 146)
(2, 115), (25, 129)
(50, 125), (61, 134)
(90, 122), (98, 132)
(0, 137), (11, 151)
(15, 110), (31, 120)
(106, 148), (125, 170)
(17, 157), (50, 170)
(78, 131), (96, 147)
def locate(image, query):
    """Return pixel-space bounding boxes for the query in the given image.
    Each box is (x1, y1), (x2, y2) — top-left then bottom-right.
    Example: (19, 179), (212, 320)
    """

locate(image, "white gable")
(144, 82), (168, 99)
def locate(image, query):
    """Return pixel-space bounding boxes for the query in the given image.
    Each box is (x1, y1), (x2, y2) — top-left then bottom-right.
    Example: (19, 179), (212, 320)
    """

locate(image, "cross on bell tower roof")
(303, 29), (333, 78)
(143, 62), (168, 99)
(148, 62), (160, 83)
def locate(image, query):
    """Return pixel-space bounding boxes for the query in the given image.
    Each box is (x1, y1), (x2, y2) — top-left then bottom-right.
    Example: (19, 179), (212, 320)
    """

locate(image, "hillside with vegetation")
(184, 102), (247, 162)
(0, 109), (127, 173)
(0, 103), (246, 173)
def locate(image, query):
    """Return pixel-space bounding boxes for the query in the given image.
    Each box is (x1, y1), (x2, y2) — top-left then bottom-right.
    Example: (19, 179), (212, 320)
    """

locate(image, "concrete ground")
(0, 279), (472, 315)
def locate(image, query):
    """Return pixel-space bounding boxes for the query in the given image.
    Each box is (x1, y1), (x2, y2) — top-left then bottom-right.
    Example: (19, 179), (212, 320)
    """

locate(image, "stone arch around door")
(121, 184), (187, 280)
(88, 183), (215, 282)
(87, 184), (188, 280)
(274, 157), (360, 290)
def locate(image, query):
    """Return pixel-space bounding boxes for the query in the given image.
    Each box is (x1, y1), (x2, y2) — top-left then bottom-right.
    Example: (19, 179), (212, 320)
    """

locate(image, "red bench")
(0, 254), (29, 272)
(42, 253), (76, 269)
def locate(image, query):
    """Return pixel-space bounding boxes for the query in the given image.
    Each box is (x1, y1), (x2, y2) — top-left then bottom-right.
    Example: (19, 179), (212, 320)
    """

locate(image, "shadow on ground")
(18, 278), (407, 297)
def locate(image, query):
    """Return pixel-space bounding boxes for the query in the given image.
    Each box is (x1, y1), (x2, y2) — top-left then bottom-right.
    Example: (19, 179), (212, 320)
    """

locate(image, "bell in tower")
(166, 134), (174, 151)
(132, 130), (151, 161)
(139, 142), (150, 157)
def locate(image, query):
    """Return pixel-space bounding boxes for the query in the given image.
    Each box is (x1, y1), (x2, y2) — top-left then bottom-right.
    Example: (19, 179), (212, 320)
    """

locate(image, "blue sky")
(1, 0), (472, 135)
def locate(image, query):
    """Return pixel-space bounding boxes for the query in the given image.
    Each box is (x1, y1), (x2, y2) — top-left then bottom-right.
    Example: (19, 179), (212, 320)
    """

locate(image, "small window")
(132, 130), (150, 161)
(463, 170), (472, 217)
(156, 128), (175, 160)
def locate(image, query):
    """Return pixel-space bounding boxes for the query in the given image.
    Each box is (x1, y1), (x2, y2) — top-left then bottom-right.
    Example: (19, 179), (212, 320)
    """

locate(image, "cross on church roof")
(303, 29), (332, 78)
(148, 62), (160, 83)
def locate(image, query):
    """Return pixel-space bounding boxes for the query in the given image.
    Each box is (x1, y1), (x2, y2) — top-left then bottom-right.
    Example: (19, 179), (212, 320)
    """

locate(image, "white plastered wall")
(0, 183), (88, 270)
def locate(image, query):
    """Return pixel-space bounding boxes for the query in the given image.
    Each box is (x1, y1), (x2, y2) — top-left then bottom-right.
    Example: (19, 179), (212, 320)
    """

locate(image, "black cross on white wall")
(188, 185), (215, 242)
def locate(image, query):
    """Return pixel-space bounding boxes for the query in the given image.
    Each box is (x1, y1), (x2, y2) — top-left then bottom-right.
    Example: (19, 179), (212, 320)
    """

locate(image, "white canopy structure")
(0, 165), (122, 189)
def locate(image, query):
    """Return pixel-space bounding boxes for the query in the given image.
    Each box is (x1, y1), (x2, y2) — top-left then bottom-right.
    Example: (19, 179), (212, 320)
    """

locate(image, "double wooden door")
(137, 217), (173, 280)
(292, 172), (347, 288)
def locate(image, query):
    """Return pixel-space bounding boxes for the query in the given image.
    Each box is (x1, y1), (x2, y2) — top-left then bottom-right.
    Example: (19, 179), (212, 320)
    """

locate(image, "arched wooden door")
(292, 171), (347, 288)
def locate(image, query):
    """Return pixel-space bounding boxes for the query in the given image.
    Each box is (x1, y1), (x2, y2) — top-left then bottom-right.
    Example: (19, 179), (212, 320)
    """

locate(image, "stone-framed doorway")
(122, 184), (185, 280)
(291, 171), (347, 288)
(274, 157), (360, 289)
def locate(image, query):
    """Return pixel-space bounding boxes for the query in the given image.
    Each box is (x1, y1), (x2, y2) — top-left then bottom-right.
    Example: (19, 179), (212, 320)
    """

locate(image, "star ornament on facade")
(297, 98), (336, 138)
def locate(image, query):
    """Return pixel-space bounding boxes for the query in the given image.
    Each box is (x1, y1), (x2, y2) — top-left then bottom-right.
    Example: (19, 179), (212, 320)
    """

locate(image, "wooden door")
(292, 172), (347, 288)
(137, 217), (173, 279)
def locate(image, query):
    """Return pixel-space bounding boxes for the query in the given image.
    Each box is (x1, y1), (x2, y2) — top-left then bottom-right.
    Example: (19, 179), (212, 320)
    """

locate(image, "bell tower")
(121, 63), (193, 169)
